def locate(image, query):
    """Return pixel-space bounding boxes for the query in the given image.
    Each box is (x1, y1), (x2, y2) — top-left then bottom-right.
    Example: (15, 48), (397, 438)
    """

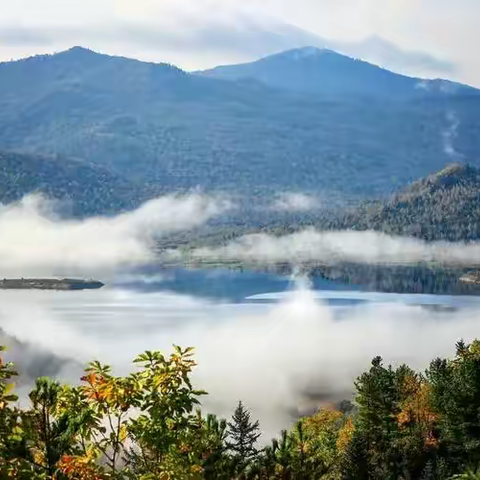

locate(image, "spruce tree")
(226, 401), (261, 463)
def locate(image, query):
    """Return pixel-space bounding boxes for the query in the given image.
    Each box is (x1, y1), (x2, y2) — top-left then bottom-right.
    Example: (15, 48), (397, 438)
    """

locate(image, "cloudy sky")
(1, 0), (479, 86)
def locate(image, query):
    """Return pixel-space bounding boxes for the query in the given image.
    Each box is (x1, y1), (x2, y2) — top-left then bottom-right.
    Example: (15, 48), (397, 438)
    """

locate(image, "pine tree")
(226, 401), (261, 463)
(341, 428), (370, 480)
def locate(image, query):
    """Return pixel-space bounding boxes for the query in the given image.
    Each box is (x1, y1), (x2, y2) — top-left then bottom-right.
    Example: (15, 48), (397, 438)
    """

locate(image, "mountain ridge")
(0, 46), (480, 215)
(198, 46), (477, 97)
(340, 162), (480, 241)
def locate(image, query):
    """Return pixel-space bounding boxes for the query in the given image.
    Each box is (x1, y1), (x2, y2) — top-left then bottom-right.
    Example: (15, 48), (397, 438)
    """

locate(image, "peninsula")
(0, 278), (104, 290)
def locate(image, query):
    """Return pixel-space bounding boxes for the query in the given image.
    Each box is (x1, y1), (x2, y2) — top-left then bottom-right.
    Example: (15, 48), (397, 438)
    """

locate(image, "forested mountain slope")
(1, 47), (480, 209)
(342, 163), (480, 241)
(0, 150), (151, 215)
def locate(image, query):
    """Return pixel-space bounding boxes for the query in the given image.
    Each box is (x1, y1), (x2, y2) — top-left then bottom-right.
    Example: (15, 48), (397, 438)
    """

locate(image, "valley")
(1, 35), (480, 479)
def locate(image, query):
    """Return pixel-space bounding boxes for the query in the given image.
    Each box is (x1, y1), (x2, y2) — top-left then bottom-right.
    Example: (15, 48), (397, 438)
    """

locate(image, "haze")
(1, 0), (480, 86)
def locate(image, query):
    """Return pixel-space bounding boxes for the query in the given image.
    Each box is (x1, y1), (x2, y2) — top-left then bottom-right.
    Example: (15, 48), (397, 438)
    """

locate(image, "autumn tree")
(342, 357), (439, 479)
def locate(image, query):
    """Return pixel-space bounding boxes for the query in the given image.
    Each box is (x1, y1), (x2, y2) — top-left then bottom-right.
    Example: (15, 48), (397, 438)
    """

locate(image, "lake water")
(112, 267), (480, 308)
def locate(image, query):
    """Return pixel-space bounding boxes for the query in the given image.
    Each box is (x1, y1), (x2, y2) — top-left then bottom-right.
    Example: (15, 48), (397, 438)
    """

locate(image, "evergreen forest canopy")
(3, 340), (480, 479)
(337, 163), (480, 241)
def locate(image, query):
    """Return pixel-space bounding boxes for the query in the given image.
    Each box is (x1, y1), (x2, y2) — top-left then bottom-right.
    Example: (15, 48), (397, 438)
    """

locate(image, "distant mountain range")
(0, 46), (479, 216)
(199, 47), (473, 97)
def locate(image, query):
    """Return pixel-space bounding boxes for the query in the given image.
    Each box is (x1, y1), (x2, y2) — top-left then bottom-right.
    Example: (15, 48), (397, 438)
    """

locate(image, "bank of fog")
(0, 193), (227, 277)
(1, 286), (479, 439)
(184, 229), (480, 266)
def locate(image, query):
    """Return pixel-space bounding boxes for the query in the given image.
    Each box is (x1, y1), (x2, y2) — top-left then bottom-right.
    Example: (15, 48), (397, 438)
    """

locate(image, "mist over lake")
(2, 267), (480, 439)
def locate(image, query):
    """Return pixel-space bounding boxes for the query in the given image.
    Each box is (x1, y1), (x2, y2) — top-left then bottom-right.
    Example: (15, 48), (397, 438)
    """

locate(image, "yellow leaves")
(3, 381), (17, 399)
(397, 379), (438, 450)
(119, 425), (128, 443)
(81, 372), (110, 403)
(398, 382), (436, 427)
(398, 409), (412, 426)
(399, 371), (422, 399)
(190, 464), (204, 476)
(0, 346), (18, 406)
(32, 448), (46, 468)
(303, 408), (344, 434)
(275, 464), (285, 476)
(179, 443), (191, 454)
(336, 417), (355, 453)
(467, 339), (480, 356)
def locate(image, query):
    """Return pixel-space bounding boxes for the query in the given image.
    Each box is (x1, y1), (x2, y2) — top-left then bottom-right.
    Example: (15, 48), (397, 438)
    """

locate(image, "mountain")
(199, 47), (473, 97)
(341, 163), (480, 241)
(0, 150), (152, 216)
(0, 47), (480, 214)
(182, 18), (454, 78)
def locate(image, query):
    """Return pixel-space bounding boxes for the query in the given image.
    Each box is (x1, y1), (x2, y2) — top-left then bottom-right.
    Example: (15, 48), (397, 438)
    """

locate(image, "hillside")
(0, 150), (152, 216)
(180, 163), (480, 249)
(342, 163), (480, 241)
(199, 47), (474, 97)
(0, 47), (480, 211)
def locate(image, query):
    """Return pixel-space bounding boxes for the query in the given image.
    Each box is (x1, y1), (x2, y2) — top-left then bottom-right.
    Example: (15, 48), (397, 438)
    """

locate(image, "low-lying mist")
(5, 194), (480, 276)
(0, 193), (227, 277)
(1, 283), (480, 439)
(184, 229), (480, 267)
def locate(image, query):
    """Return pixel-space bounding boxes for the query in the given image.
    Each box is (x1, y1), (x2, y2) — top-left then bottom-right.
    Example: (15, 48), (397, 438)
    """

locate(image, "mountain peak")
(429, 162), (477, 184)
(272, 46), (342, 62)
(61, 46), (99, 57)
(436, 162), (470, 177)
(199, 46), (413, 96)
(66, 46), (94, 53)
(402, 163), (479, 198)
(282, 46), (326, 58)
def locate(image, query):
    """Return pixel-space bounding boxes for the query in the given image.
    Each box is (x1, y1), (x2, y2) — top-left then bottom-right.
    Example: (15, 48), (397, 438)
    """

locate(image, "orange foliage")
(397, 376), (438, 449)
(58, 451), (106, 480)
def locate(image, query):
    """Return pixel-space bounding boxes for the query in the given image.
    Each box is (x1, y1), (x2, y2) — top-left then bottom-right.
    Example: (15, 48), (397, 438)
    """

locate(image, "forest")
(2, 48), (480, 217)
(2, 341), (480, 479)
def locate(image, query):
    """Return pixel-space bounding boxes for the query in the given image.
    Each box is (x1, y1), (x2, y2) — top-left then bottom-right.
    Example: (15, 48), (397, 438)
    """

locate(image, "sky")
(0, 0), (479, 86)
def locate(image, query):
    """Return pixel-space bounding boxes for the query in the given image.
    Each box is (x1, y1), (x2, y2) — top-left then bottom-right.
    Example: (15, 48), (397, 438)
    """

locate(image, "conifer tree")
(226, 401), (261, 463)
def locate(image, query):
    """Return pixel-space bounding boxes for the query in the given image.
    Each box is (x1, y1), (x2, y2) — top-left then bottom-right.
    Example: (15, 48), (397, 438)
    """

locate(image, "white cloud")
(0, 193), (227, 277)
(183, 229), (480, 267)
(0, 0), (478, 85)
(443, 111), (463, 161)
(271, 193), (320, 212)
